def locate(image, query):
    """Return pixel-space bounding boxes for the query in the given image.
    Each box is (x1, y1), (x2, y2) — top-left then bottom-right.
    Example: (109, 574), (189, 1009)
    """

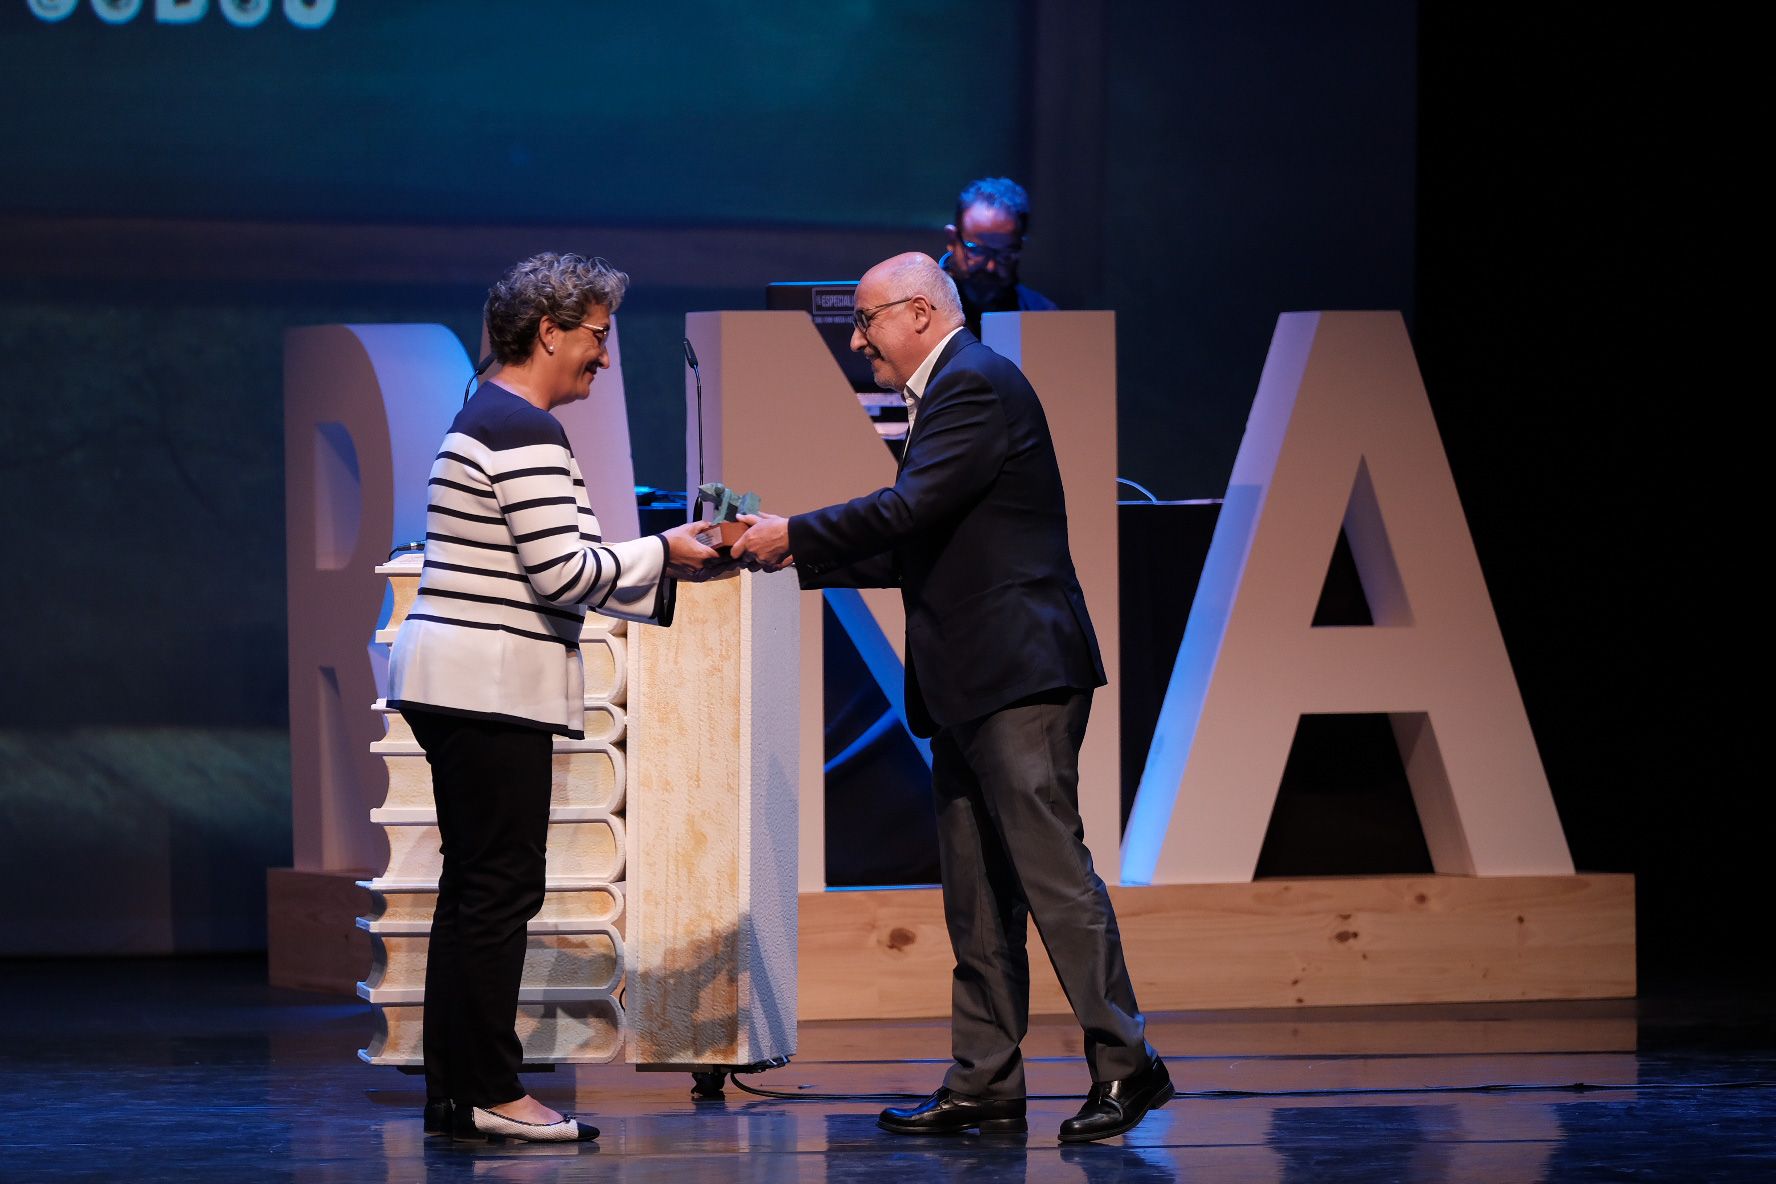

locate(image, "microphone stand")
(683, 336), (704, 523)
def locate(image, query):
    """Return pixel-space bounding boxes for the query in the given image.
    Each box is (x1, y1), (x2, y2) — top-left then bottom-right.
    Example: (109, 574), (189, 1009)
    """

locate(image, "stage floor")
(3, 957), (1772, 1182)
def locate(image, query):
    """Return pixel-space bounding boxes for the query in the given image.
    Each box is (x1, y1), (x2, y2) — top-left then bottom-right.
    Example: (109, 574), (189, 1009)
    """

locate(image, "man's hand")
(730, 512), (794, 571)
(661, 520), (724, 580)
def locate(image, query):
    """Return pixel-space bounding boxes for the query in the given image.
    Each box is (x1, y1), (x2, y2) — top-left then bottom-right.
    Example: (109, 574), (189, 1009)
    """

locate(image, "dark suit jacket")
(790, 329), (1105, 736)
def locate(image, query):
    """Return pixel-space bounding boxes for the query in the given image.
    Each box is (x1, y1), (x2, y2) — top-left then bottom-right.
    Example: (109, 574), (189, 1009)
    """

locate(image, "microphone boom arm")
(683, 337), (705, 522)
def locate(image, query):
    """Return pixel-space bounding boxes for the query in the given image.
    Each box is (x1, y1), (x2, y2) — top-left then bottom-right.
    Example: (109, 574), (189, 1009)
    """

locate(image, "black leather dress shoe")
(1057, 1055), (1175, 1143)
(878, 1087), (1027, 1136)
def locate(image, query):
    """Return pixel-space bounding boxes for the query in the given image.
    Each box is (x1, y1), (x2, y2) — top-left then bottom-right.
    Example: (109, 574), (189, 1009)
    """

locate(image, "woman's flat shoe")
(453, 1105), (599, 1143)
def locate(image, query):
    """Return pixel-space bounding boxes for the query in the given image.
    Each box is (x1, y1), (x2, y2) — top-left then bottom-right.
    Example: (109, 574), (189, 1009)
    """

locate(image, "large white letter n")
(1123, 311), (1573, 885)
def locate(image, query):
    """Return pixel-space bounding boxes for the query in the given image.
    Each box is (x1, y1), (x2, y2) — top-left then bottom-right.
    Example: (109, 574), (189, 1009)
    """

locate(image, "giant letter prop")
(284, 325), (468, 873)
(1123, 311), (1572, 884)
(687, 311), (1126, 887)
(684, 312), (901, 891)
(982, 311), (1122, 881)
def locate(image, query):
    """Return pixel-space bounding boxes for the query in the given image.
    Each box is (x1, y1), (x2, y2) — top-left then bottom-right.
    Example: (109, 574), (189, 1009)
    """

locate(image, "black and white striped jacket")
(388, 382), (673, 737)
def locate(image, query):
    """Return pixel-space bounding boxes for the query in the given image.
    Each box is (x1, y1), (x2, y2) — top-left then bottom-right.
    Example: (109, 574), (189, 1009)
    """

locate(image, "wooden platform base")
(271, 869), (1636, 1018)
(789, 997), (1638, 1060)
(798, 874), (1635, 1020)
(267, 867), (372, 994)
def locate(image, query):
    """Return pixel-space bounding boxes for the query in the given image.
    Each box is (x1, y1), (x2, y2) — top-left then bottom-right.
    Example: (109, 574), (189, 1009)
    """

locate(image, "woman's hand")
(662, 521), (725, 580)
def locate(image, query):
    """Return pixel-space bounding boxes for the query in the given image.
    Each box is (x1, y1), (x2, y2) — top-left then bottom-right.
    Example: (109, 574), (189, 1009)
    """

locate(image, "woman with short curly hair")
(389, 252), (721, 1143)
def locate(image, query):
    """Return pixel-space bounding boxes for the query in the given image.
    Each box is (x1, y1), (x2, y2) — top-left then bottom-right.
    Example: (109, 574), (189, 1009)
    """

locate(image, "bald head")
(859, 253), (965, 329)
(848, 253), (967, 393)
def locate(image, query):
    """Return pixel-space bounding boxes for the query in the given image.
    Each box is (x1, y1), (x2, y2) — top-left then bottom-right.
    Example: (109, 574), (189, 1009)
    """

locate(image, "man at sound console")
(940, 176), (1057, 336)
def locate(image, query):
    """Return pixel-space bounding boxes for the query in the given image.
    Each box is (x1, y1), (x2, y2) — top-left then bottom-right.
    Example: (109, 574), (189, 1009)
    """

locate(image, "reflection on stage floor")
(1, 957), (1771, 1182)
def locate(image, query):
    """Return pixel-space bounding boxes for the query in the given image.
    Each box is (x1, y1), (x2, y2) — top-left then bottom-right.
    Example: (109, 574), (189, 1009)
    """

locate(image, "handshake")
(660, 483), (794, 582)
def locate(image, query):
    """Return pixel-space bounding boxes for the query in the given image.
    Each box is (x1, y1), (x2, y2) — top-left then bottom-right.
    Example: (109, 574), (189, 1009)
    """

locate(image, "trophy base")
(697, 520), (748, 557)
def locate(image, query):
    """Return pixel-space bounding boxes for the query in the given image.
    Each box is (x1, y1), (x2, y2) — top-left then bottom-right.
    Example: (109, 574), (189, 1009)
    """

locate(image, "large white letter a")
(1123, 311), (1573, 884)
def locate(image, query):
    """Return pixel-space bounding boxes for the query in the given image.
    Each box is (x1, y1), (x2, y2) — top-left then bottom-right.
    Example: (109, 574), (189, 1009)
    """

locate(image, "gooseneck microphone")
(462, 354), (494, 406)
(683, 337), (705, 521)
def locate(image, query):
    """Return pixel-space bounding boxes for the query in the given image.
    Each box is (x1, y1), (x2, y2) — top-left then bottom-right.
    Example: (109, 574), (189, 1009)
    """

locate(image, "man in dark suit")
(732, 252), (1170, 1143)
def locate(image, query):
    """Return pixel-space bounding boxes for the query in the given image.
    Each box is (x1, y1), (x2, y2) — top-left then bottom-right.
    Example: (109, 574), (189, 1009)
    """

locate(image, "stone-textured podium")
(626, 571), (801, 1069)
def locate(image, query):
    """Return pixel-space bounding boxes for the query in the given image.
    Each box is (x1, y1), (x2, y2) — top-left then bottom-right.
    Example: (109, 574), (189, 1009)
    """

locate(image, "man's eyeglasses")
(957, 238), (1023, 267)
(852, 295), (922, 334)
(576, 322), (611, 345)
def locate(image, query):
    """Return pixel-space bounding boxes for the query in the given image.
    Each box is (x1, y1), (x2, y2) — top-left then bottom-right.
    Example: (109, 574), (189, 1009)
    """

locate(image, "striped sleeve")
(490, 442), (673, 623)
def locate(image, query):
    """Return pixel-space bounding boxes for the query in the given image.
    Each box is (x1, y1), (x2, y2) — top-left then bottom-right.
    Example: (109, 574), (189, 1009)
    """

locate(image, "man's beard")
(869, 353), (900, 393)
(960, 268), (1015, 306)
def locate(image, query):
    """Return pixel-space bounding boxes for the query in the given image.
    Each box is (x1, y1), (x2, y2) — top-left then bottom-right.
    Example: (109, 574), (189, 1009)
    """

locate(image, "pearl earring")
(545, 344), (555, 355)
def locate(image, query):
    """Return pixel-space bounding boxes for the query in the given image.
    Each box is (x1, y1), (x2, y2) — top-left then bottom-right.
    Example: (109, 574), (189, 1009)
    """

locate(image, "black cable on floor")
(726, 1073), (1776, 1104)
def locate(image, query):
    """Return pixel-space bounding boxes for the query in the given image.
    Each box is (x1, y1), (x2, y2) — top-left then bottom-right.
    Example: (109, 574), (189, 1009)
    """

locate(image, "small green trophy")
(695, 482), (761, 556)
